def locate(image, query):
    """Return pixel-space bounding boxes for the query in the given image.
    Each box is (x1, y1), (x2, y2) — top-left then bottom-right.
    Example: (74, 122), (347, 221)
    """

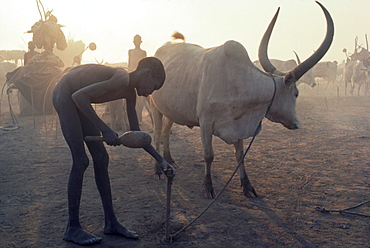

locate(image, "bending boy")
(52, 57), (173, 245)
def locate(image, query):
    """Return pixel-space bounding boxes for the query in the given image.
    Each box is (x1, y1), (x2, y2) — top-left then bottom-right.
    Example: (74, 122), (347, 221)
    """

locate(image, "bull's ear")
(284, 71), (297, 87)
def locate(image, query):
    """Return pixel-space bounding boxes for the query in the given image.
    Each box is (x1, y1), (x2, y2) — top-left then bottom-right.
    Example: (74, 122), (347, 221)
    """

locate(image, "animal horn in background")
(258, 1), (334, 81)
(293, 51), (301, 65)
(366, 34), (368, 51)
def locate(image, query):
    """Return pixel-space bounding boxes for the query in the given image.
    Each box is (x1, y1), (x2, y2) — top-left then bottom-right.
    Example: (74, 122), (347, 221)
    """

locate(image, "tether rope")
(315, 200), (370, 218)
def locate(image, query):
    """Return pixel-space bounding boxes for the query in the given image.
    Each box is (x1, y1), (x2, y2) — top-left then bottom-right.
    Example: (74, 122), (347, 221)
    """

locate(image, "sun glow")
(1, 0), (370, 65)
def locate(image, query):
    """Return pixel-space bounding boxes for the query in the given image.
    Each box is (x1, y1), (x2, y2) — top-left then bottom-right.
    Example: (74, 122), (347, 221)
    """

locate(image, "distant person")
(52, 57), (174, 245)
(128, 35), (147, 71)
(24, 41), (40, 65)
(18, 41), (41, 115)
(128, 35), (148, 124)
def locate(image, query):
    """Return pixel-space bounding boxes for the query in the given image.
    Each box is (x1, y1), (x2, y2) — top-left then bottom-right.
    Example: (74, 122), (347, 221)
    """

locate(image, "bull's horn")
(258, 1), (334, 81)
(258, 7), (285, 76)
(292, 1), (334, 81)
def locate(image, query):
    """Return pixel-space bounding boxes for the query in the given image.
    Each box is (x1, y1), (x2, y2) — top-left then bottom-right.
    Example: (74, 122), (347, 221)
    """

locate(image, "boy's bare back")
(60, 64), (130, 94)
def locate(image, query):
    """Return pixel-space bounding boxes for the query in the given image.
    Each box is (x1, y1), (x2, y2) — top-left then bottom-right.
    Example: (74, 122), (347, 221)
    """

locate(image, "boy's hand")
(102, 130), (120, 146)
(160, 160), (176, 179)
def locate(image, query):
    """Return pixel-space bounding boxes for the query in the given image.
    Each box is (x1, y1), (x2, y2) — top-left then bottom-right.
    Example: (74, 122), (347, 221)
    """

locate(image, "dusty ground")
(0, 81), (370, 248)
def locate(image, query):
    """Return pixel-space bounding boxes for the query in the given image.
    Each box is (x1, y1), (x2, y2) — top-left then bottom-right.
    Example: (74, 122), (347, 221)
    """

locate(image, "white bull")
(151, 2), (334, 198)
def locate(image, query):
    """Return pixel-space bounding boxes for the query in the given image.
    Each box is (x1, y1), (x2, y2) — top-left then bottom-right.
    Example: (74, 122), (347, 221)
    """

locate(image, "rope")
(165, 74), (278, 242)
(315, 200), (370, 218)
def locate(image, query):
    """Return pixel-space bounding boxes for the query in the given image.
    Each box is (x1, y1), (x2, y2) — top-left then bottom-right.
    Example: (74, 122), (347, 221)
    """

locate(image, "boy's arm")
(72, 90), (120, 145)
(144, 144), (175, 175)
(125, 95), (140, 131)
(71, 71), (129, 145)
(125, 95), (175, 175)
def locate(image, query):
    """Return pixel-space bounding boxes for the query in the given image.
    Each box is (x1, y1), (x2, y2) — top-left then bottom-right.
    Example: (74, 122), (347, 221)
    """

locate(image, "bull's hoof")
(203, 176), (216, 199)
(243, 186), (258, 198)
(241, 177), (258, 198)
(203, 188), (216, 199)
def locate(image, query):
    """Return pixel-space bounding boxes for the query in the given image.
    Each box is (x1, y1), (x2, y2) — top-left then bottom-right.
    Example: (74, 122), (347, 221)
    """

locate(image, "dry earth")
(1, 80), (370, 248)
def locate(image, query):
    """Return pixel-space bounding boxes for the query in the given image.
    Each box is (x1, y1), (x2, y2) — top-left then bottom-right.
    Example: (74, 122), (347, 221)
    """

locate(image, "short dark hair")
(137, 57), (165, 84)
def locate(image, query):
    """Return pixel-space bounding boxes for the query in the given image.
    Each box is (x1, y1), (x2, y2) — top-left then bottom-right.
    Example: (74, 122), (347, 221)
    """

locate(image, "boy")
(52, 57), (173, 245)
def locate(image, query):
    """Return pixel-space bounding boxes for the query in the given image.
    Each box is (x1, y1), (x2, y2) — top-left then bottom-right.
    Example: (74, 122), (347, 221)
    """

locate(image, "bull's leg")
(234, 139), (258, 197)
(135, 96), (144, 124)
(365, 80), (369, 96)
(324, 80), (330, 90)
(162, 117), (175, 165)
(108, 102), (117, 130)
(350, 79), (355, 95)
(200, 125), (215, 199)
(358, 82), (363, 96)
(143, 97), (154, 126)
(150, 97), (164, 178)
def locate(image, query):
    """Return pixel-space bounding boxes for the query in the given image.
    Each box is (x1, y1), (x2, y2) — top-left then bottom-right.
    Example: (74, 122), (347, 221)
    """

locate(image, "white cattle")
(343, 45), (370, 95)
(347, 60), (368, 96)
(312, 61), (338, 89)
(343, 59), (369, 96)
(151, 2), (334, 198)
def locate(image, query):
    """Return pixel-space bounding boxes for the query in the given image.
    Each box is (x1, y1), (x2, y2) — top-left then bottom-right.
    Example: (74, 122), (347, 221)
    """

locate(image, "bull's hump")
(223, 40), (250, 62)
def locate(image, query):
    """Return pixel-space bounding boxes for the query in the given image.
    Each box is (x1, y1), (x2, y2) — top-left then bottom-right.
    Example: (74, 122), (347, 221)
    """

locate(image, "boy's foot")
(104, 224), (139, 239)
(64, 227), (103, 245)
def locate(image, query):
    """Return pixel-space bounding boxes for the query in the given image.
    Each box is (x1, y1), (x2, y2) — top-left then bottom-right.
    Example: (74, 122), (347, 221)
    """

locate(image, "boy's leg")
(54, 94), (103, 245)
(82, 113), (139, 239)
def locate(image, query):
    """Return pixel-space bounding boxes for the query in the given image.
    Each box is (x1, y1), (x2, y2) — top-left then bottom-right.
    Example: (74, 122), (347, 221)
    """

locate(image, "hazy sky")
(1, 0), (369, 64)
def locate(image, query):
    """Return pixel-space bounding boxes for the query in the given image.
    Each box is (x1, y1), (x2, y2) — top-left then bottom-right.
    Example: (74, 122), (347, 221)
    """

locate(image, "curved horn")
(366, 34), (368, 51)
(259, 1), (334, 81)
(291, 1), (334, 81)
(293, 51), (301, 64)
(258, 7), (286, 76)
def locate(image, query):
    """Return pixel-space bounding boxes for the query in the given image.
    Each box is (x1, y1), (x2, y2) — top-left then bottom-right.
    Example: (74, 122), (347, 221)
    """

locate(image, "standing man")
(129, 35), (148, 124)
(52, 57), (174, 245)
(128, 35), (147, 70)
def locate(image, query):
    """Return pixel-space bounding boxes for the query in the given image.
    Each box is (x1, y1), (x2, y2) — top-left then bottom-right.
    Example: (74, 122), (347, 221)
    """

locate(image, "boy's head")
(135, 57), (166, 96)
(137, 57), (165, 86)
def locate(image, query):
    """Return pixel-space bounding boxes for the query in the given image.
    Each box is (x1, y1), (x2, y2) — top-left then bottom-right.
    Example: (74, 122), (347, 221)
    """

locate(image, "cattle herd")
(2, 1), (370, 246)
(0, 3), (368, 196)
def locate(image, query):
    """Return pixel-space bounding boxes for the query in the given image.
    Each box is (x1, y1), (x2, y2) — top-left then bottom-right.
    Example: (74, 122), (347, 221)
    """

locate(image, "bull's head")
(257, 1), (333, 130)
